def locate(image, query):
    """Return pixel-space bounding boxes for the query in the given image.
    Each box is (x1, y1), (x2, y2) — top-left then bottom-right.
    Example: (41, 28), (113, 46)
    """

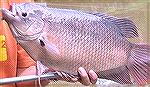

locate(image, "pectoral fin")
(38, 33), (60, 55)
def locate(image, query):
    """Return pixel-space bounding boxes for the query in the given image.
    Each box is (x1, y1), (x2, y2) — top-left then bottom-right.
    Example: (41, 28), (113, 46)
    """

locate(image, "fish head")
(1, 3), (47, 40)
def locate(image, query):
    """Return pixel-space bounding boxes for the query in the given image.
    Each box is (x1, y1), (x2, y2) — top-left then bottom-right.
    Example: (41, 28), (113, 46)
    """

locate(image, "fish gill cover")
(1, 3), (150, 86)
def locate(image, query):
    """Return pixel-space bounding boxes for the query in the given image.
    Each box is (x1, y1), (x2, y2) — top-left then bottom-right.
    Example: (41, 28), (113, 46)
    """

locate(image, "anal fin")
(97, 66), (132, 84)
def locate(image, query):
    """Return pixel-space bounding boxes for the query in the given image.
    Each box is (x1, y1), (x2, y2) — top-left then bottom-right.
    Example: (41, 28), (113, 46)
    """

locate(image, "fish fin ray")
(37, 61), (49, 75)
(98, 66), (132, 84)
(92, 13), (118, 21)
(128, 44), (150, 85)
(92, 13), (139, 38)
(113, 18), (139, 38)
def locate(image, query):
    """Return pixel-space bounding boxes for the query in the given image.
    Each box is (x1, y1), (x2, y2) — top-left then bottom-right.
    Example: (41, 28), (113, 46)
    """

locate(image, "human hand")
(77, 67), (98, 86)
(18, 66), (98, 86)
(55, 67), (98, 86)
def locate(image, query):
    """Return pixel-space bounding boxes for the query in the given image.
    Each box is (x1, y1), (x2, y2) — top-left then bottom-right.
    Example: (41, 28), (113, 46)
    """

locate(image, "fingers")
(78, 67), (91, 86)
(88, 70), (98, 84)
(46, 67), (98, 86)
(78, 67), (98, 86)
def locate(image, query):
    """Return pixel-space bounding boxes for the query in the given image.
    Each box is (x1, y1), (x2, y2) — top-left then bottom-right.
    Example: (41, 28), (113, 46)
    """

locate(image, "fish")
(1, 3), (150, 85)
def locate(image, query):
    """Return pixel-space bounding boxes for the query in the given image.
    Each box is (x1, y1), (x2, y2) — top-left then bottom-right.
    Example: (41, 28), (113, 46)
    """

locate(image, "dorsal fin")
(92, 13), (139, 38)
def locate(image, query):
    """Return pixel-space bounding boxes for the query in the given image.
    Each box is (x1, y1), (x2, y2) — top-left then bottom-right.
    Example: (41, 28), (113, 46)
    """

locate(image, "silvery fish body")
(2, 3), (150, 85)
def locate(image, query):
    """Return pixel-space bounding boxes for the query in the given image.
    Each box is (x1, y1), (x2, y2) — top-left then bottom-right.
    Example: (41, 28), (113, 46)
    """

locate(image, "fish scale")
(2, 3), (150, 85)
(49, 21), (128, 72)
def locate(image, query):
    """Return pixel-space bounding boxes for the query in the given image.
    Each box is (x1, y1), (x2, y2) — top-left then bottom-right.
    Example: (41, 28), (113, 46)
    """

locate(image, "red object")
(0, 0), (37, 87)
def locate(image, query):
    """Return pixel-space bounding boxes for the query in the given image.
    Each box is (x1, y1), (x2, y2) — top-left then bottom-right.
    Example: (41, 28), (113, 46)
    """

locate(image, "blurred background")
(32, 0), (150, 87)
(0, 0), (149, 87)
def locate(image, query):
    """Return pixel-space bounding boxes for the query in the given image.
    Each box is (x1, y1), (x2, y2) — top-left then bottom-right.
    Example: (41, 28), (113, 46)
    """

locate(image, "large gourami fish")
(1, 3), (150, 85)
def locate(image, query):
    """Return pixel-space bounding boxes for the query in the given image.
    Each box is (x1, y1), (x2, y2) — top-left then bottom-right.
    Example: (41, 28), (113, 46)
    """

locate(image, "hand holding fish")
(17, 64), (97, 86)
(77, 67), (98, 86)
(51, 67), (97, 86)
(37, 61), (98, 86)
(1, 3), (150, 86)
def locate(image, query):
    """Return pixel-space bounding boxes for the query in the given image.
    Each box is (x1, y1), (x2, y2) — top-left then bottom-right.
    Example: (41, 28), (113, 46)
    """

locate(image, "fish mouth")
(1, 7), (41, 41)
(1, 8), (17, 21)
(2, 4), (17, 20)
(1, 8), (24, 40)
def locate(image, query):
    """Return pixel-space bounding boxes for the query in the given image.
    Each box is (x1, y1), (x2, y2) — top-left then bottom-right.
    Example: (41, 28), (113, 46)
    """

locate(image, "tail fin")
(128, 43), (150, 85)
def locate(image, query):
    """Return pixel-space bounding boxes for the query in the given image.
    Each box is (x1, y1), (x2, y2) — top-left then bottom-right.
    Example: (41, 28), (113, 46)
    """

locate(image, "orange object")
(0, 0), (36, 87)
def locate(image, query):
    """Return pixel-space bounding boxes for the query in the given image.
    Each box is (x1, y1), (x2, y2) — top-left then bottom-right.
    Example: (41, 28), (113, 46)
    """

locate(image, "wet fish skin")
(1, 3), (150, 85)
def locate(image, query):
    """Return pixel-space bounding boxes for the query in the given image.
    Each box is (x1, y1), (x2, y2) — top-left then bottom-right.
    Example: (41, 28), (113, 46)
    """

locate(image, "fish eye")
(22, 12), (27, 17)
